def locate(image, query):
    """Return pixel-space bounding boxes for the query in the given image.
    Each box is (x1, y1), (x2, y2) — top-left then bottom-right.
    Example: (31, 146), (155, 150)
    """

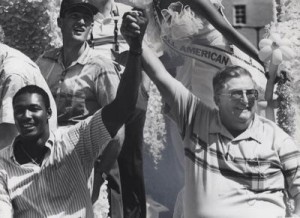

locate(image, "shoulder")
(38, 47), (61, 61)
(0, 146), (12, 166)
(255, 115), (293, 141)
(86, 50), (119, 73)
(2, 51), (39, 77)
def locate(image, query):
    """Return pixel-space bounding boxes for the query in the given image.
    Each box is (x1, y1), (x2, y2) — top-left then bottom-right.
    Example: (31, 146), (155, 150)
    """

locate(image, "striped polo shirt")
(0, 109), (111, 217)
(166, 80), (300, 218)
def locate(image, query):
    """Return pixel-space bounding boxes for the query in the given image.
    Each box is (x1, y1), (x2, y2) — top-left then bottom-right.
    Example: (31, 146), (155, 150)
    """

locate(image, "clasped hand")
(121, 9), (148, 50)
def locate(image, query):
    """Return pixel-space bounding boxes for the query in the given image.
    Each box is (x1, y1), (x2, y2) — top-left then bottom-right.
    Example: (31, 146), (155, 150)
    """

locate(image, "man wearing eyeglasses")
(123, 15), (300, 216)
(145, 61), (300, 217)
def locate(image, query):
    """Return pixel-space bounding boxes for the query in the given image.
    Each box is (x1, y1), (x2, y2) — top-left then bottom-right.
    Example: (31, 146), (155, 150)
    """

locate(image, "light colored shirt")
(166, 79), (300, 218)
(36, 43), (120, 126)
(92, 3), (131, 59)
(0, 43), (57, 130)
(0, 109), (111, 217)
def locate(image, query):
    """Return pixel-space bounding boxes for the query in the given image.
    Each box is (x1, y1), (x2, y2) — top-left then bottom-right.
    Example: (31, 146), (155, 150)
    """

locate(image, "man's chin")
(20, 130), (37, 139)
(236, 114), (253, 127)
(72, 35), (88, 42)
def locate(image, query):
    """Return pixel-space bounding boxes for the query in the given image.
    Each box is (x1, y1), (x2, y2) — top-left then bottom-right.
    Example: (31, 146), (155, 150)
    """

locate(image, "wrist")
(129, 47), (143, 56)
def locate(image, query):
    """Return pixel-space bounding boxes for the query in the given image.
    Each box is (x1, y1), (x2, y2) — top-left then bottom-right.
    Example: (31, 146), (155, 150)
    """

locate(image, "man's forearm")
(102, 49), (142, 138)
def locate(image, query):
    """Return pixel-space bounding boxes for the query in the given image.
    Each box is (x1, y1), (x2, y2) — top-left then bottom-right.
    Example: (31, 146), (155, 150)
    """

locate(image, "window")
(234, 5), (246, 25)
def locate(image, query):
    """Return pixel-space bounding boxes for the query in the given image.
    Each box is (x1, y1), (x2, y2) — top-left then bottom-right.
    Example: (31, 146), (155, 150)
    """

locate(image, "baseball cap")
(59, 0), (99, 18)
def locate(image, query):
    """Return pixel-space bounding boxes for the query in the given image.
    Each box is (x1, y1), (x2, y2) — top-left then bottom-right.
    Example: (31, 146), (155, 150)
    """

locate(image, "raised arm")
(102, 10), (148, 137)
(141, 46), (177, 107)
(181, 0), (260, 63)
(120, 10), (180, 107)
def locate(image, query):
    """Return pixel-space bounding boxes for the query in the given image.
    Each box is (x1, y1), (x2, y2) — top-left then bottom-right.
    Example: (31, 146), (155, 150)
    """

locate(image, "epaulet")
(87, 52), (114, 67)
(87, 54), (122, 77)
(40, 47), (62, 60)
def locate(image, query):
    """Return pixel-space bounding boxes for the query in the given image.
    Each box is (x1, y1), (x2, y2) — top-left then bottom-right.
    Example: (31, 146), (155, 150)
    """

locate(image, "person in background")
(36, 0), (123, 216)
(90, 0), (149, 217)
(0, 42), (57, 149)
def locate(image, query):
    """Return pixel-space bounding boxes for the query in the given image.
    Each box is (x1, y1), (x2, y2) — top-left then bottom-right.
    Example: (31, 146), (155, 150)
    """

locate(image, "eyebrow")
(13, 104), (43, 109)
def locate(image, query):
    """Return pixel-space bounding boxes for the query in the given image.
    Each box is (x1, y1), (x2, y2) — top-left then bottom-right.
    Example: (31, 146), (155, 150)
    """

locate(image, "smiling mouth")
(73, 26), (85, 32)
(22, 123), (35, 129)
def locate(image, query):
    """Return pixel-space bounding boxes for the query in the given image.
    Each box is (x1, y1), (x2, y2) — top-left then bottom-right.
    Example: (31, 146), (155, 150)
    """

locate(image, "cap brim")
(61, 3), (98, 17)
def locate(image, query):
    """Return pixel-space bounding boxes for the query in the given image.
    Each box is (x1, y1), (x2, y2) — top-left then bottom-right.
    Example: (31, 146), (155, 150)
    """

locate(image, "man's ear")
(57, 17), (62, 28)
(47, 108), (52, 119)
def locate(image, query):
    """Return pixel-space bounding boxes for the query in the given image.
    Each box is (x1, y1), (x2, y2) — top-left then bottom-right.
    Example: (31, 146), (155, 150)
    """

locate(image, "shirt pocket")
(230, 158), (275, 191)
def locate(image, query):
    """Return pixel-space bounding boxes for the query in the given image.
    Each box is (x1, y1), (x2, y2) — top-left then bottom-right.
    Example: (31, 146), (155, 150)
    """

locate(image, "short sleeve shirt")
(36, 43), (120, 126)
(0, 109), (111, 217)
(166, 79), (300, 218)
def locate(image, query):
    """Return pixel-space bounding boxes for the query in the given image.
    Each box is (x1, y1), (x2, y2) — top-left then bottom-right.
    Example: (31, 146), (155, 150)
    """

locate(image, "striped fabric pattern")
(166, 80), (300, 218)
(0, 109), (111, 217)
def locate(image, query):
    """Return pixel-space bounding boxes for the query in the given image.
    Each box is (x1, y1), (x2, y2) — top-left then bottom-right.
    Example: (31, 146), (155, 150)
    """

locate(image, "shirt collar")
(209, 112), (262, 143)
(75, 42), (93, 66)
(9, 134), (54, 161)
(50, 42), (93, 67)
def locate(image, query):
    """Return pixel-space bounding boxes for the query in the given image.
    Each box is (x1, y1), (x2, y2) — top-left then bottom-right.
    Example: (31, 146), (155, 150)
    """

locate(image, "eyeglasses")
(218, 89), (258, 101)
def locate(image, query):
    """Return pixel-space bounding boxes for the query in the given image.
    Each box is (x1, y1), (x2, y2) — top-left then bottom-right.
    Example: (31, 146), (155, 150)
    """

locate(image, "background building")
(222, 0), (276, 48)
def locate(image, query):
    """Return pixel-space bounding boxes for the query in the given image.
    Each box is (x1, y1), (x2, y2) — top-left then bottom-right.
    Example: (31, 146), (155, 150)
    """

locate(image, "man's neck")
(15, 133), (50, 166)
(62, 42), (86, 68)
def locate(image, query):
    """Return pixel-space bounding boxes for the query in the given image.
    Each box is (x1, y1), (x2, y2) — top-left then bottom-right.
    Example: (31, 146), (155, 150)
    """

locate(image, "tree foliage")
(0, 0), (61, 60)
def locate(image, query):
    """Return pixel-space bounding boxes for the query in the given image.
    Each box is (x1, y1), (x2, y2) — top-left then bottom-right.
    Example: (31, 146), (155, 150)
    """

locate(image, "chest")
(7, 154), (89, 212)
(185, 133), (283, 191)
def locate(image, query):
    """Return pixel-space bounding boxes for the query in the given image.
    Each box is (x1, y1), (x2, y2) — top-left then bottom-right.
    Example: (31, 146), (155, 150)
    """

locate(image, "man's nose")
(24, 109), (32, 118)
(78, 17), (89, 25)
(78, 17), (85, 24)
(241, 91), (249, 103)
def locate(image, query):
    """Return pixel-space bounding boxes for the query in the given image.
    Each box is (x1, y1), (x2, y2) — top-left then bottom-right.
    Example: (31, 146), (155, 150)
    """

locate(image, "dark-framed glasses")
(218, 89), (259, 101)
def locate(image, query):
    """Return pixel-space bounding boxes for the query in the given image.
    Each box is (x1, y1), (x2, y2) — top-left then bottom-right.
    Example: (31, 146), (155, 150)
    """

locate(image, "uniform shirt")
(0, 109), (111, 217)
(0, 43), (57, 130)
(36, 43), (120, 126)
(166, 79), (300, 218)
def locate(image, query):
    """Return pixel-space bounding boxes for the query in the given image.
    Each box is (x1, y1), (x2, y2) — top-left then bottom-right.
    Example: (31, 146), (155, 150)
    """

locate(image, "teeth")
(74, 27), (84, 31)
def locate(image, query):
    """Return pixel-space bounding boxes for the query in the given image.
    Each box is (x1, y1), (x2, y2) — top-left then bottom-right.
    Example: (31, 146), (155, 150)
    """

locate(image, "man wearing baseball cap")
(59, 0), (99, 18)
(36, 0), (125, 217)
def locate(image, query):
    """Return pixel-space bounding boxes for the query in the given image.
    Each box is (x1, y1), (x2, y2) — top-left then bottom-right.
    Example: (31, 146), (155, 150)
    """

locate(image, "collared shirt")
(0, 43), (57, 130)
(0, 109), (111, 217)
(166, 80), (300, 218)
(36, 43), (120, 126)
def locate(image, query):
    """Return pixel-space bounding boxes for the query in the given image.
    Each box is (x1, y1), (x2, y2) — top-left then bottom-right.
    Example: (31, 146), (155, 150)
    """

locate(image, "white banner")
(162, 36), (267, 90)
